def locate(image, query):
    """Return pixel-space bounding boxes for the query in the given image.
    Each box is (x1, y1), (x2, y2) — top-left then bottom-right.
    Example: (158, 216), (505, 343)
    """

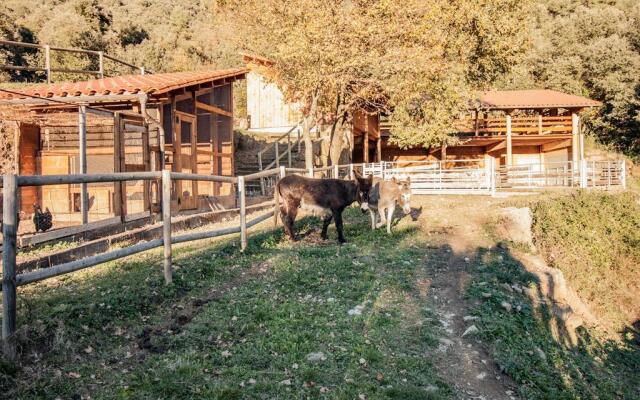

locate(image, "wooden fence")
(1, 166), (306, 359)
(0, 39), (150, 83)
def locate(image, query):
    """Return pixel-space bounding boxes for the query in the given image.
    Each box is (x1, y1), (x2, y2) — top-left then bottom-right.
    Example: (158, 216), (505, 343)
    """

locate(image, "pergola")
(462, 89), (602, 166)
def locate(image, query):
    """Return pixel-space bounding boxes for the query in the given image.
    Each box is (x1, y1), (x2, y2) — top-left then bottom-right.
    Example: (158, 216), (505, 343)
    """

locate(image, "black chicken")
(33, 204), (53, 233)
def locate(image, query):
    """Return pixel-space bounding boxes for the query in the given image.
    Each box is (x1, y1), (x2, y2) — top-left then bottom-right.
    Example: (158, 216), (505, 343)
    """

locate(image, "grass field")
(2, 194), (639, 399)
(1, 209), (450, 399)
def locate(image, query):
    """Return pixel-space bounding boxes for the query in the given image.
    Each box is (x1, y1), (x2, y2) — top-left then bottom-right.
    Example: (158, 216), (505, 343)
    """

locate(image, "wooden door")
(176, 114), (198, 210)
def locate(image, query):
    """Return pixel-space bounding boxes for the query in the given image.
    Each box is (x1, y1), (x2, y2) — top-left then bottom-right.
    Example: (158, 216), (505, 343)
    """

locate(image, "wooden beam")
(541, 139), (572, 153)
(195, 101), (233, 118)
(571, 111), (579, 163)
(376, 137), (382, 162)
(506, 113), (513, 166)
(486, 140), (506, 153)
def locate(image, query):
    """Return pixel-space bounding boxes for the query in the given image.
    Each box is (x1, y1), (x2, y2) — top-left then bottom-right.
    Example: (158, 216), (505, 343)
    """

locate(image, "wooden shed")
(0, 68), (247, 229)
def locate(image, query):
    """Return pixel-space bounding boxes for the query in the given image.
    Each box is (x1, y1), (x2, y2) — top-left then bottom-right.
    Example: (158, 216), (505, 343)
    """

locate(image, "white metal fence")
(360, 159), (626, 195)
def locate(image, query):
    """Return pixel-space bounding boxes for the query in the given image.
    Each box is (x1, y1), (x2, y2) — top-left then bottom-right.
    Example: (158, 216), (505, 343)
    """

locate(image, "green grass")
(531, 191), (640, 332)
(465, 247), (640, 400)
(1, 208), (450, 399)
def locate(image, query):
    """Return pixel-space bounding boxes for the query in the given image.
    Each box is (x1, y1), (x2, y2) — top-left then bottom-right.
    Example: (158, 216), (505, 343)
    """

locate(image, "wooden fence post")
(98, 51), (104, 79)
(161, 170), (172, 285)
(79, 106), (89, 225)
(287, 132), (292, 167)
(2, 174), (18, 360)
(279, 166), (286, 179)
(238, 176), (247, 251)
(44, 45), (51, 84)
(308, 166), (314, 178)
(333, 164), (339, 179)
(349, 163), (354, 179)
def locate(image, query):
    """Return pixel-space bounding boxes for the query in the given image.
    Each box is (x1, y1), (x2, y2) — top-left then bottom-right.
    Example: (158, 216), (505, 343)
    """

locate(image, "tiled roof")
(0, 68), (248, 100)
(479, 89), (601, 109)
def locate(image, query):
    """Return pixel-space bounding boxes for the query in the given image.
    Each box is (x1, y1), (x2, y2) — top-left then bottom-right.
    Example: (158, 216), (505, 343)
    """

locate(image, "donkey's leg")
(386, 204), (396, 234)
(333, 209), (346, 244)
(376, 207), (387, 229)
(283, 205), (299, 241)
(369, 209), (377, 230)
(321, 213), (333, 240)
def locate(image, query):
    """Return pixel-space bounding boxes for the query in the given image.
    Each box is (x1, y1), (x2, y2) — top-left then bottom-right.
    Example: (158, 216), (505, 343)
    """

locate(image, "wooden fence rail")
(1, 168), (279, 359)
(0, 39), (150, 83)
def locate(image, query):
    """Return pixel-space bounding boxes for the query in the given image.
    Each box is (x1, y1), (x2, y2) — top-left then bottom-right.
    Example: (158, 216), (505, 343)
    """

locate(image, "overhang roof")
(0, 68), (248, 102)
(478, 89), (601, 110)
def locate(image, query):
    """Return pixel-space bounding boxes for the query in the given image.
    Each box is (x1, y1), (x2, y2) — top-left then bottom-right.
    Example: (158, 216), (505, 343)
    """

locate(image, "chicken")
(33, 204), (53, 233)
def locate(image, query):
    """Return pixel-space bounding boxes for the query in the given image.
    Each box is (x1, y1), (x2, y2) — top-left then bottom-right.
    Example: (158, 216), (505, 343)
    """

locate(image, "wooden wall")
(18, 123), (40, 214)
(246, 70), (301, 129)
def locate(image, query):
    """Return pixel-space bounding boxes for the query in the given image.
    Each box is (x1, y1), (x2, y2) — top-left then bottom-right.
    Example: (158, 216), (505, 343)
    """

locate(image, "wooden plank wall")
(246, 70), (301, 129)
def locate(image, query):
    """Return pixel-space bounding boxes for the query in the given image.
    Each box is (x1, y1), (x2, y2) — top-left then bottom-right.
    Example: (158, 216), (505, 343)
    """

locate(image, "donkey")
(366, 177), (412, 234)
(274, 172), (373, 244)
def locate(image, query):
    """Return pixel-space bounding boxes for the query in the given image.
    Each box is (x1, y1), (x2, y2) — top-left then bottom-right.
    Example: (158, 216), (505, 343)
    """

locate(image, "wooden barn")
(242, 53), (302, 135)
(352, 90), (602, 168)
(0, 68), (247, 229)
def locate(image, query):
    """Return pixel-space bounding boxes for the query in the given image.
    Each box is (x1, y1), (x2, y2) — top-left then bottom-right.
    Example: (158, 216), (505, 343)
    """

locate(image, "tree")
(498, 0), (640, 158)
(221, 0), (532, 166)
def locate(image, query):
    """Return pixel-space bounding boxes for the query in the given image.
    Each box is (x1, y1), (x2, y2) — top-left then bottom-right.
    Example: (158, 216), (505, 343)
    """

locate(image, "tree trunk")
(302, 92), (319, 171)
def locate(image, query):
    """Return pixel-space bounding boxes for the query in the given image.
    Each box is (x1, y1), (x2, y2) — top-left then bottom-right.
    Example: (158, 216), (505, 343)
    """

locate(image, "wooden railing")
(0, 39), (150, 83)
(457, 115), (573, 136)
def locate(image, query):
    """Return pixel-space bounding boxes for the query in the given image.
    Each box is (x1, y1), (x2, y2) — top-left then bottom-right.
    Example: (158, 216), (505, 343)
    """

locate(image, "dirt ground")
(406, 195), (521, 400)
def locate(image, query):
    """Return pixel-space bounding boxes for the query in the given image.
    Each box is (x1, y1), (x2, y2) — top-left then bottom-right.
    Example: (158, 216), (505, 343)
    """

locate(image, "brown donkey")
(274, 173), (373, 243)
(366, 177), (412, 234)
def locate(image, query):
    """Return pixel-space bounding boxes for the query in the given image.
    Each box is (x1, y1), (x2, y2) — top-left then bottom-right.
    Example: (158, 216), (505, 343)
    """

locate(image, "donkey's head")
(397, 177), (412, 215)
(353, 171), (373, 211)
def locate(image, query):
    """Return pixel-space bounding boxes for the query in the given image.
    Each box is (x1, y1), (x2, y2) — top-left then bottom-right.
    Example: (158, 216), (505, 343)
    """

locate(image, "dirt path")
(413, 197), (519, 400)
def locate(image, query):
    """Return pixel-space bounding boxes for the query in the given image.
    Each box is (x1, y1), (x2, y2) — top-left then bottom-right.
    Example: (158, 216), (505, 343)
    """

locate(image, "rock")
(476, 372), (487, 380)
(502, 283), (514, 292)
(438, 338), (454, 346)
(481, 292), (492, 298)
(464, 257), (470, 263)
(500, 207), (534, 246)
(348, 305), (365, 316)
(535, 346), (547, 361)
(306, 352), (327, 362)
(248, 378), (257, 385)
(461, 325), (479, 337)
(359, 357), (366, 365)
(501, 301), (512, 312)
(463, 315), (479, 322)
(279, 379), (292, 386)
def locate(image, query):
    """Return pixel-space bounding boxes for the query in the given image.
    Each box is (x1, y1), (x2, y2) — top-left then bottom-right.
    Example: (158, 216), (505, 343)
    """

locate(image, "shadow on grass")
(462, 244), (640, 400)
(1, 208), (450, 399)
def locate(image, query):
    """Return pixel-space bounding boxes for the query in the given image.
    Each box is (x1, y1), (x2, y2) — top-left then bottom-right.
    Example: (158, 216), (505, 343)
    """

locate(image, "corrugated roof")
(0, 68), (248, 100)
(479, 89), (601, 109)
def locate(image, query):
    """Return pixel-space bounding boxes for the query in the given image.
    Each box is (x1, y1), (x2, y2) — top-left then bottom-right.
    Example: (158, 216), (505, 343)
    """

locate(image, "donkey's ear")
(366, 174), (374, 182)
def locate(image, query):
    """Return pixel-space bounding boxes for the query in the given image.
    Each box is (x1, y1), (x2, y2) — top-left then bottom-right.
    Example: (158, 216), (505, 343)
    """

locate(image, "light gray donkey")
(362, 176), (412, 234)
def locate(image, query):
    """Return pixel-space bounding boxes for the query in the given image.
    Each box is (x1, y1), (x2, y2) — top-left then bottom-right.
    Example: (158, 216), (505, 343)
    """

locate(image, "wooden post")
(287, 131), (292, 167)
(571, 111), (580, 183)
(142, 122), (151, 212)
(334, 164), (339, 179)
(44, 45), (51, 84)
(538, 114), (543, 135)
(376, 137), (382, 162)
(161, 170), (172, 285)
(140, 66), (145, 75)
(98, 51), (104, 79)
(113, 113), (126, 221)
(349, 163), (354, 179)
(79, 106), (89, 224)
(2, 174), (18, 360)
(441, 145), (447, 161)
(279, 165), (286, 179)
(238, 176), (247, 251)
(308, 165), (314, 178)
(297, 127), (301, 154)
(506, 113), (513, 167)
(275, 141), (280, 168)
(363, 134), (369, 163)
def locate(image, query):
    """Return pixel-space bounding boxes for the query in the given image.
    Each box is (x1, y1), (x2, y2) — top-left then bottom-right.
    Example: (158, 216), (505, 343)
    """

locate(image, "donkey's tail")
(273, 181), (280, 227)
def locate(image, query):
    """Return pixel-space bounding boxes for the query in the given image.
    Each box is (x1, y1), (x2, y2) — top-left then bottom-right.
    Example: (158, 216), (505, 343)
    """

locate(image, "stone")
(501, 301), (512, 312)
(306, 352), (327, 362)
(461, 325), (479, 337)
